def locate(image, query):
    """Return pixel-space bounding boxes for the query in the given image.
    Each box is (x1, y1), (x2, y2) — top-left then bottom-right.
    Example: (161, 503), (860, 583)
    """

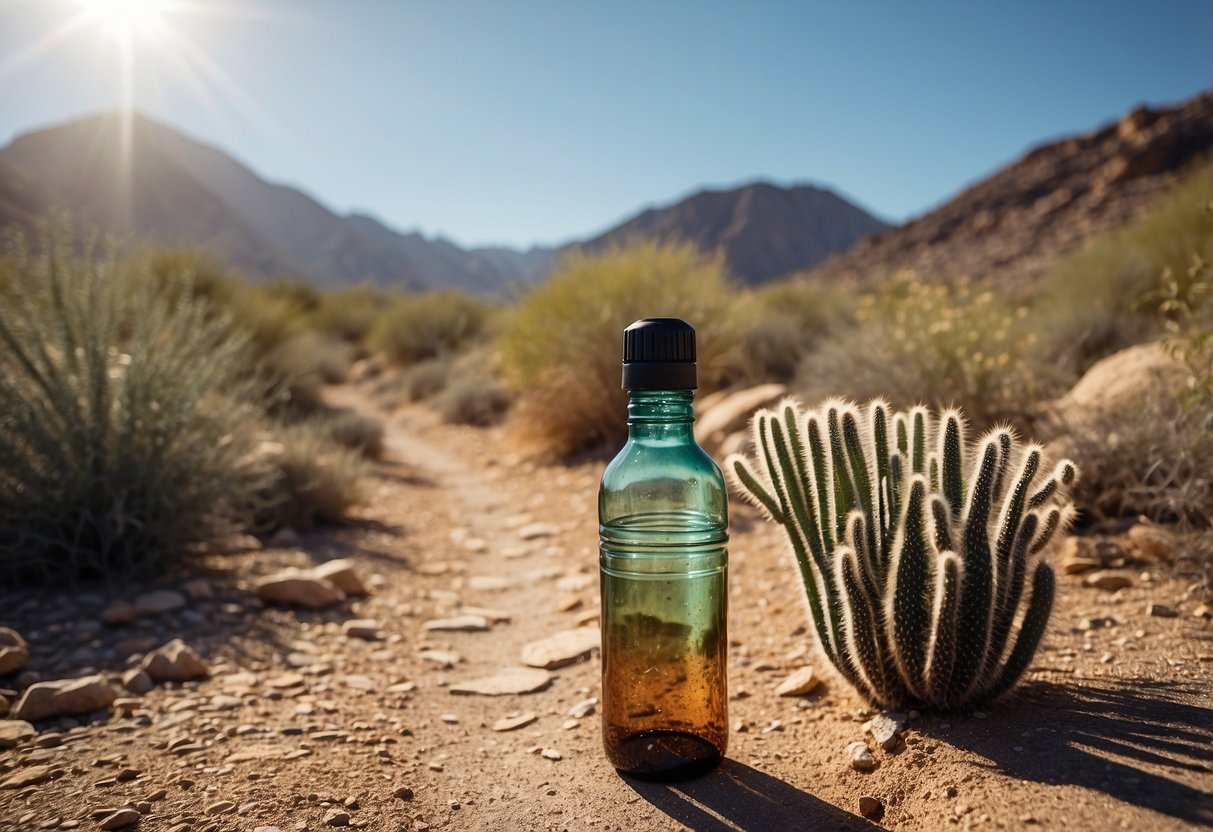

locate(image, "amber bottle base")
(608, 730), (723, 781)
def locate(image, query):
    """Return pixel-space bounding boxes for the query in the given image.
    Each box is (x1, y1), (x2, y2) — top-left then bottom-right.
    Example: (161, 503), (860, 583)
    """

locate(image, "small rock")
(1127, 523), (1176, 562)
(775, 666), (819, 697)
(519, 522), (559, 540)
(449, 667), (552, 696)
(255, 571), (345, 609)
(342, 619), (380, 640)
(345, 675), (374, 691)
(419, 649), (461, 668)
(133, 590), (186, 616)
(141, 639), (209, 683)
(567, 698), (597, 718)
(541, 748), (562, 760)
(324, 810), (350, 827)
(423, 615), (490, 632)
(310, 559), (368, 596)
(459, 606), (511, 623)
(440, 713), (459, 724)
(0, 764), (54, 789)
(865, 712), (908, 751)
(467, 575), (513, 591)
(847, 741), (877, 772)
(98, 809), (141, 830)
(205, 800), (236, 815)
(393, 786), (414, 801)
(1062, 556), (1104, 575)
(0, 719), (35, 749)
(181, 578), (214, 600)
(0, 627), (29, 677)
(1147, 602), (1178, 618)
(1084, 571), (1132, 592)
(492, 712), (538, 731)
(1194, 604), (1211, 619)
(14, 675), (116, 721)
(858, 796), (883, 820)
(520, 627), (600, 670)
(122, 669), (154, 695)
(556, 595), (582, 613)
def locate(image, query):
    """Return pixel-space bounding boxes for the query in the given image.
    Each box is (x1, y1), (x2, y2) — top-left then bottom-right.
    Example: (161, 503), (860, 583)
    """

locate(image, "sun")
(78, 0), (166, 40)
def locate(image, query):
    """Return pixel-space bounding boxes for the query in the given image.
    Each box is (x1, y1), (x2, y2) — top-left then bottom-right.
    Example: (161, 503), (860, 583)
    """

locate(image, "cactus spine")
(726, 398), (1077, 709)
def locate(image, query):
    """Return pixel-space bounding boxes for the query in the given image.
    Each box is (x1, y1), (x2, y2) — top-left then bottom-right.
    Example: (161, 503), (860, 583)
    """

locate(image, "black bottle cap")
(621, 318), (697, 390)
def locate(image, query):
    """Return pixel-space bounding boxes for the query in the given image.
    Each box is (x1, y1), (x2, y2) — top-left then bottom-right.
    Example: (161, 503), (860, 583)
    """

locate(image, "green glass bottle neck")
(626, 389), (695, 442)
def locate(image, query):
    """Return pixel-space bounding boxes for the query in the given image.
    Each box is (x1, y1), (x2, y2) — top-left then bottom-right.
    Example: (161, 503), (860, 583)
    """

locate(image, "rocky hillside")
(803, 91), (1213, 286)
(577, 181), (889, 284)
(0, 114), (551, 292)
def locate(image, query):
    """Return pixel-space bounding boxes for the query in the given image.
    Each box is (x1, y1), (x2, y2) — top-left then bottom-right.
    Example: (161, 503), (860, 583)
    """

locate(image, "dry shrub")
(497, 241), (739, 458)
(797, 273), (1041, 428)
(436, 377), (513, 427)
(262, 421), (371, 531)
(318, 409), (386, 459)
(369, 290), (491, 367)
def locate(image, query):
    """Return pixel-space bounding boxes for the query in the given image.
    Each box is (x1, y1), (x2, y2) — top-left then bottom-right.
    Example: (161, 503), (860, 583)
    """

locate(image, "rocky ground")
(1, 382), (1211, 832)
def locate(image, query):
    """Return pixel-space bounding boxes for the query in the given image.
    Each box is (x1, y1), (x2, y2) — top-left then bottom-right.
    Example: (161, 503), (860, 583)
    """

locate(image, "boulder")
(694, 384), (787, 452)
(1042, 343), (1188, 434)
(0, 628), (29, 677)
(0, 719), (35, 749)
(14, 675), (117, 720)
(141, 639), (209, 683)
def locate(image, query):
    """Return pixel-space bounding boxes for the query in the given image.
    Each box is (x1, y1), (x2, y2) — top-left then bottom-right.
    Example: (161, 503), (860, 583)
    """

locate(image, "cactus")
(725, 398), (1077, 709)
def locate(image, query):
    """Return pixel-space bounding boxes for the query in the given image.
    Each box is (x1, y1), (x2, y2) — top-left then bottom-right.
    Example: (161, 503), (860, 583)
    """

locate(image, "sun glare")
(78, 0), (166, 40)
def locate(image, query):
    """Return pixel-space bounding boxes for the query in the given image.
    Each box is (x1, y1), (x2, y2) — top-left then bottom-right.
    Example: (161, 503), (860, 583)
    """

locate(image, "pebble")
(323, 810), (350, 827)
(205, 800), (236, 815)
(449, 667), (551, 696)
(865, 712), (908, 751)
(568, 698), (597, 718)
(1146, 603), (1178, 618)
(858, 796), (883, 820)
(520, 627), (600, 670)
(394, 786), (414, 801)
(141, 639), (209, 683)
(345, 675), (374, 691)
(1084, 571), (1132, 592)
(423, 615), (490, 633)
(541, 748), (562, 760)
(847, 741), (877, 772)
(492, 711), (538, 731)
(775, 666), (819, 697)
(98, 809), (141, 830)
(519, 522), (559, 540)
(440, 714), (459, 724)
(1195, 604), (1211, 619)
(342, 619), (381, 640)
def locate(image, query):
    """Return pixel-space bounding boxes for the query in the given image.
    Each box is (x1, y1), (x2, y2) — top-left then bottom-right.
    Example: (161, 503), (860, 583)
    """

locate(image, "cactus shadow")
(936, 677), (1213, 826)
(621, 758), (882, 831)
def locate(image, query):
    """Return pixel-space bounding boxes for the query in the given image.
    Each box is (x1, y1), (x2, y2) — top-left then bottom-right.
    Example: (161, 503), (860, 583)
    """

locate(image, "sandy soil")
(1, 382), (1211, 832)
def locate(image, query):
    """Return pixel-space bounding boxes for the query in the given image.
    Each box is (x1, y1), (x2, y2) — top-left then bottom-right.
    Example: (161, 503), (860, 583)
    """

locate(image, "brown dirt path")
(1, 382), (1211, 832)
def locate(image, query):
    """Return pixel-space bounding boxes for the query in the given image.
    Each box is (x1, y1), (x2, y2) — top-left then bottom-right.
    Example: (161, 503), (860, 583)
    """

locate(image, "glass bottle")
(599, 318), (729, 780)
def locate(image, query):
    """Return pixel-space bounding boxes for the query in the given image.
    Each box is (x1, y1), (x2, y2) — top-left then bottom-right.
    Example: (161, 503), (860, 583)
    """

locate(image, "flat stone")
(518, 522), (559, 540)
(1062, 556), (1104, 575)
(0, 628), (29, 676)
(133, 590), (186, 616)
(310, 559), (367, 596)
(449, 667), (552, 696)
(865, 712), (908, 751)
(419, 649), (461, 668)
(423, 615), (490, 632)
(1147, 603), (1178, 618)
(467, 576), (514, 592)
(847, 741), (877, 771)
(775, 666), (819, 697)
(141, 639), (209, 683)
(98, 809), (141, 830)
(492, 712), (538, 731)
(0, 719), (35, 749)
(0, 764), (54, 789)
(205, 800), (236, 815)
(459, 606), (511, 623)
(14, 675), (116, 721)
(520, 627), (600, 670)
(345, 675), (374, 691)
(568, 698), (597, 718)
(255, 572), (345, 609)
(858, 796), (883, 820)
(101, 602), (138, 626)
(266, 673), (305, 689)
(1084, 571), (1132, 592)
(342, 619), (380, 640)
(122, 669), (154, 695)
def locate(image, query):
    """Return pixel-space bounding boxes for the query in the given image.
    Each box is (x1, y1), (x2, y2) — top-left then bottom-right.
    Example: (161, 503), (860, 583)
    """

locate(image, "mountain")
(802, 90), (1213, 286)
(0, 113), (550, 292)
(576, 182), (890, 284)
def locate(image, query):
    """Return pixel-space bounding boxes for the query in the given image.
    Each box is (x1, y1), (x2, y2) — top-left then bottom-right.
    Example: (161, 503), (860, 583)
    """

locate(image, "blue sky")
(0, 0), (1210, 248)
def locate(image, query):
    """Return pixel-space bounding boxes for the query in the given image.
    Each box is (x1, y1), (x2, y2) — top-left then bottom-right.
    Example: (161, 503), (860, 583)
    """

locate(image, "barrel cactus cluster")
(726, 398), (1077, 710)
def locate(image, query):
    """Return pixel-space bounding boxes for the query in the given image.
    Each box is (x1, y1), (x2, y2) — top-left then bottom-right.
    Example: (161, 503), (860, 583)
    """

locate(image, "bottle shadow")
(931, 676), (1213, 826)
(620, 759), (882, 831)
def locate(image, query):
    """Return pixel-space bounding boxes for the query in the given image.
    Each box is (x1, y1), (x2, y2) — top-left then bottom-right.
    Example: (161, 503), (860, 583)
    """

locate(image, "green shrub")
(369, 290), (491, 366)
(261, 421), (371, 531)
(796, 273), (1041, 428)
(728, 279), (856, 385)
(318, 409), (386, 459)
(1036, 158), (1213, 378)
(497, 241), (739, 457)
(0, 236), (277, 583)
(436, 377), (513, 427)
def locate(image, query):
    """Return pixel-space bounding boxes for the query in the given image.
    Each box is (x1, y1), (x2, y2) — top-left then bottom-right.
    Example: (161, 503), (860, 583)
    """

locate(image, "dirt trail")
(1, 383), (1211, 832)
